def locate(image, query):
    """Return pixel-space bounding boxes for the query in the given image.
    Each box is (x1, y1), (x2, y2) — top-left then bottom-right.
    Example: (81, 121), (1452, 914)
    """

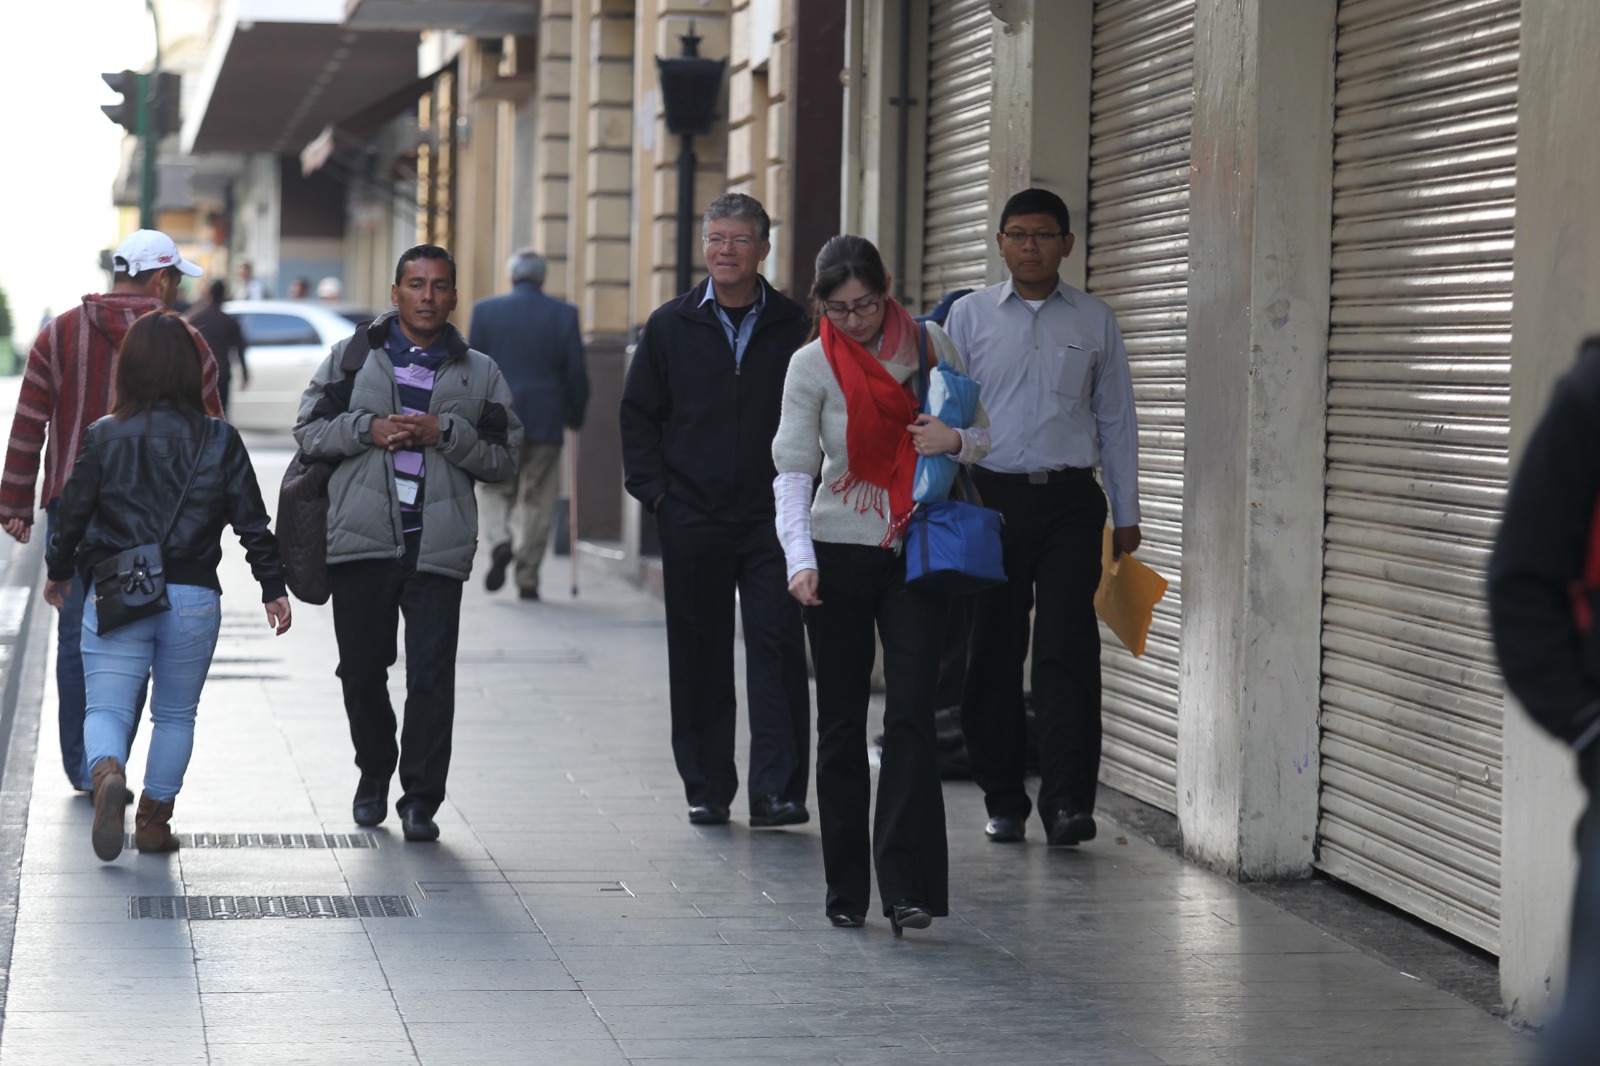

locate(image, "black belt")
(973, 466), (1094, 485)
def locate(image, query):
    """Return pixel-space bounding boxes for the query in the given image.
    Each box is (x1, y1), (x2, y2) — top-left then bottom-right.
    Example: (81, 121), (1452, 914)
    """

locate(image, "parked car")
(221, 300), (372, 433)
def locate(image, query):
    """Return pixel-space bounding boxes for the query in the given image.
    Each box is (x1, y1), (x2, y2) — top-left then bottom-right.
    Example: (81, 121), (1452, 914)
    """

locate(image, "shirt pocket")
(1051, 344), (1095, 408)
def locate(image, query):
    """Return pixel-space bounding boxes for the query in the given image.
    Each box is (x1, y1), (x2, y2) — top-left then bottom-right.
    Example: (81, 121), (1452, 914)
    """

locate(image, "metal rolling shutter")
(1083, 0), (1194, 812)
(1317, 0), (1518, 952)
(919, 0), (992, 310)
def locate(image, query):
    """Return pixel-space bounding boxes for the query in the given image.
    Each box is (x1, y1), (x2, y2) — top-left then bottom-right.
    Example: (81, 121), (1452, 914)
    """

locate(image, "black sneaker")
(485, 542), (513, 592)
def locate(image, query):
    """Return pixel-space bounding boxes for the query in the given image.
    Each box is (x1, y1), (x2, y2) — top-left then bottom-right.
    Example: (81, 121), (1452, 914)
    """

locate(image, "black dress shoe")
(687, 804), (731, 825)
(518, 587), (540, 601)
(400, 805), (440, 842)
(352, 777), (388, 828)
(827, 910), (865, 928)
(889, 900), (933, 938)
(985, 815), (1026, 843)
(749, 793), (809, 828)
(1047, 808), (1097, 847)
(485, 542), (513, 592)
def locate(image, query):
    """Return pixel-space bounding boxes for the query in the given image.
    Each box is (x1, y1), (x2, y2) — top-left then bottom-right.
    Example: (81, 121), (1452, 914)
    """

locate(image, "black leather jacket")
(46, 405), (286, 601)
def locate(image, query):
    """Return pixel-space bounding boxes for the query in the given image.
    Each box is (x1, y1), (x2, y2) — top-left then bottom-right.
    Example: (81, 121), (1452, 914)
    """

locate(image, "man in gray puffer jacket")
(294, 245), (522, 842)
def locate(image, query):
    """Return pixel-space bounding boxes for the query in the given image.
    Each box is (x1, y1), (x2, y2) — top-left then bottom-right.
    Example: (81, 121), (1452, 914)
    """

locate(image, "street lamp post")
(655, 24), (727, 296)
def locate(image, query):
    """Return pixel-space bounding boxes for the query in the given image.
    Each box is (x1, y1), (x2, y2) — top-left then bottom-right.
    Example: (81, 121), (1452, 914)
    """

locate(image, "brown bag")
(276, 452), (335, 605)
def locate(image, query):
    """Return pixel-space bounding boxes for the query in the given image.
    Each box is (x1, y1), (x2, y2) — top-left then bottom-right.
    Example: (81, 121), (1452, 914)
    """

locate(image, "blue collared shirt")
(698, 281), (766, 366)
(944, 278), (1141, 527)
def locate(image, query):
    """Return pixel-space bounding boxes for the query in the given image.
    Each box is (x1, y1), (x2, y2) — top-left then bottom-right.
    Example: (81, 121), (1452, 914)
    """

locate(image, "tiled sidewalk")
(0, 442), (1536, 1065)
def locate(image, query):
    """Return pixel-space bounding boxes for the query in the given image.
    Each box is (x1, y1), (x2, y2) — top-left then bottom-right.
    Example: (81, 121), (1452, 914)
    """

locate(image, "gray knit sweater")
(771, 323), (988, 554)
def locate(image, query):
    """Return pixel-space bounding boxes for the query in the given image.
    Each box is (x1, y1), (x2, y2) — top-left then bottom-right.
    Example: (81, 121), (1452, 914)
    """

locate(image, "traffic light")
(150, 71), (181, 136)
(101, 70), (143, 133)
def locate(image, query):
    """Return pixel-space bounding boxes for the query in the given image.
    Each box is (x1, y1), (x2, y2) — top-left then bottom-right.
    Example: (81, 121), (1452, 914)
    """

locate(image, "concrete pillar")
(1499, 2), (1600, 1026)
(1176, 0), (1334, 879)
(986, 0), (1091, 290)
(453, 41), (505, 335)
(534, 0), (575, 299)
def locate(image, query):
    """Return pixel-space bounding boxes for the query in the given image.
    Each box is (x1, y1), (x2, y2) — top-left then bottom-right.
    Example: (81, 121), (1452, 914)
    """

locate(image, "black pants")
(960, 472), (1107, 828)
(329, 533), (463, 817)
(656, 499), (809, 810)
(807, 542), (948, 918)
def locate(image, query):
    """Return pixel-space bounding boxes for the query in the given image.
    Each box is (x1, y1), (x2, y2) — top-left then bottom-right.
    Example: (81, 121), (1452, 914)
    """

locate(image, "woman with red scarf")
(772, 235), (990, 935)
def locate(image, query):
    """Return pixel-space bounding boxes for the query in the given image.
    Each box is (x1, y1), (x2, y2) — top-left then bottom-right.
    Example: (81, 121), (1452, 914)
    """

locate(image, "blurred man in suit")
(470, 250), (589, 600)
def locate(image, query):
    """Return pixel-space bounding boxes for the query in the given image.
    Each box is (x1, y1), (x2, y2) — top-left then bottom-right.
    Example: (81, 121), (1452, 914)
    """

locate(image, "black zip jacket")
(1488, 338), (1600, 752)
(621, 277), (809, 522)
(46, 404), (286, 601)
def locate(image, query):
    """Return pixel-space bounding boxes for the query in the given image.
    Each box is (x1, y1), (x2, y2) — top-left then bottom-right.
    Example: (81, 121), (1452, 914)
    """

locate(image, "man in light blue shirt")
(945, 187), (1142, 849)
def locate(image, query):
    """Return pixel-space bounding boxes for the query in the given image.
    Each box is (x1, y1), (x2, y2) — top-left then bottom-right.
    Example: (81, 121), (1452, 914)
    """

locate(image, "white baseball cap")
(113, 229), (203, 278)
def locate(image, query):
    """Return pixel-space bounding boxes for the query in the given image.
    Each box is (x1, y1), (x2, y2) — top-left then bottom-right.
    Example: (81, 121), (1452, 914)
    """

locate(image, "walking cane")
(568, 427), (580, 598)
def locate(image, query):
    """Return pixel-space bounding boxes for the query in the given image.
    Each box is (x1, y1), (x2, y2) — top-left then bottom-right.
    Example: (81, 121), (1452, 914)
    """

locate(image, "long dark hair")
(113, 310), (207, 422)
(807, 235), (890, 342)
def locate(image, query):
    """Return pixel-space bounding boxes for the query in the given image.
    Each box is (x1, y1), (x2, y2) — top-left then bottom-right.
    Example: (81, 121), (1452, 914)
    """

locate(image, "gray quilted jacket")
(292, 311), (522, 580)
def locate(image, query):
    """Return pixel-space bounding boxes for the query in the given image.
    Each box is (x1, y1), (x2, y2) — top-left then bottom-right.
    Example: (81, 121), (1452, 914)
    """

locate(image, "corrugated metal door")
(1083, 0), (1195, 812)
(1317, 0), (1518, 952)
(919, 0), (992, 310)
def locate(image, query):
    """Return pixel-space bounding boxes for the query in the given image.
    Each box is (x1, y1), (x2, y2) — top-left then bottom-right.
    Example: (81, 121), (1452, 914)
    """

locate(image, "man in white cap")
(0, 229), (223, 795)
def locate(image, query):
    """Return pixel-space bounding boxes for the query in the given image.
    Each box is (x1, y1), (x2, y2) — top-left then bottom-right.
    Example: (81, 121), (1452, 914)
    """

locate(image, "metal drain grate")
(131, 895), (417, 920)
(121, 833), (378, 849)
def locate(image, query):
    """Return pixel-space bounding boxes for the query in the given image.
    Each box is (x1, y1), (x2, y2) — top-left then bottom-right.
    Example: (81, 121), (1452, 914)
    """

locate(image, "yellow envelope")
(1094, 526), (1168, 657)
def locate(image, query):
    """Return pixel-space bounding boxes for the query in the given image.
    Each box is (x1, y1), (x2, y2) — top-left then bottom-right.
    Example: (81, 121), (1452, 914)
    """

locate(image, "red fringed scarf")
(819, 299), (922, 546)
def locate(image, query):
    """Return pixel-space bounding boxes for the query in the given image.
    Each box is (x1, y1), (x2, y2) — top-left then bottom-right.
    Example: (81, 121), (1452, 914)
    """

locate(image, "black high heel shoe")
(827, 910), (865, 928)
(889, 900), (933, 938)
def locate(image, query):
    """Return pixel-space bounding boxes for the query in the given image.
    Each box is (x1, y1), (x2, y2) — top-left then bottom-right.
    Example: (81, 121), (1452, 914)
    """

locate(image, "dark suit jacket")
(468, 281), (588, 445)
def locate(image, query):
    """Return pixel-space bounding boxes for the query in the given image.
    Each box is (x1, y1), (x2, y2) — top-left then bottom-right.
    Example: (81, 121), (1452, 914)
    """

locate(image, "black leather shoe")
(827, 910), (865, 928)
(889, 900), (933, 938)
(352, 777), (388, 828)
(1047, 808), (1097, 847)
(485, 542), (513, 592)
(687, 805), (731, 825)
(400, 806), (440, 842)
(518, 587), (540, 601)
(985, 815), (1026, 843)
(749, 793), (809, 828)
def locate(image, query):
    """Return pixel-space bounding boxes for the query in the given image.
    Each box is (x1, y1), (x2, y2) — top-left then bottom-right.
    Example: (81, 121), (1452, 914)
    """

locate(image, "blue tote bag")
(902, 325), (1006, 594)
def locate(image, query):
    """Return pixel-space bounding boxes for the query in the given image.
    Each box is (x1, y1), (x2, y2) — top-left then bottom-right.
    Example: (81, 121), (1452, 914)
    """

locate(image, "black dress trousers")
(807, 541), (948, 918)
(960, 472), (1107, 828)
(655, 497), (810, 810)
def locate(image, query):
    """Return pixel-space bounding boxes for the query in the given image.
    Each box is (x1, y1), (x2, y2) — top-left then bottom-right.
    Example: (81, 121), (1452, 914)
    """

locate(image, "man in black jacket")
(1488, 337), (1600, 1065)
(621, 193), (811, 829)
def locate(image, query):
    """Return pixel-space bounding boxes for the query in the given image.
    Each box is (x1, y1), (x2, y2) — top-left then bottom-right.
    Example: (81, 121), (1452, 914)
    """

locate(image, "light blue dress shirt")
(944, 278), (1141, 527)
(698, 282), (767, 367)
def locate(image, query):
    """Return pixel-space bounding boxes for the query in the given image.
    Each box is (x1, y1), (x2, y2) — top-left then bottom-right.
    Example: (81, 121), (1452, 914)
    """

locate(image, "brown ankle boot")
(90, 757), (126, 861)
(134, 793), (179, 853)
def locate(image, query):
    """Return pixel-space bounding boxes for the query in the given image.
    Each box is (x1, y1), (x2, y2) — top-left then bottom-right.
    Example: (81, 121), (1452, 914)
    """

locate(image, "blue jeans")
(46, 503), (90, 787)
(82, 584), (221, 802)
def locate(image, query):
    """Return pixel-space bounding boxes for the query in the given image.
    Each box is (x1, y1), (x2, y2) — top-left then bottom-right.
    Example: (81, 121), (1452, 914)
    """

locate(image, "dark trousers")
(656, 500), (810, 810)
(960, 472), (1107, 827)
(328, 533), (463, 817)
(1548, 788), (1600, 1065)
(807, 542), (948, 918)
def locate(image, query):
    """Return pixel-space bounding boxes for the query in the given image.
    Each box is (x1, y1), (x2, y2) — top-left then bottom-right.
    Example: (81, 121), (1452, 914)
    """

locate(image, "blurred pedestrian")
(44, 310), (290, 861)
(949, 187), (1142, 848)
(1488, 337), (1600, 1065)
(471, 250), (588, 600)
(773, 235), (988, 936)
(288, 277), (311, 300)
(187, 281), (249, 415)
(317, 277), (344, 302)
(236, 261), (266, 300)
(621, 193), (811, 830)
(0, 229), (221, 795)
(295, 245), (521, 843)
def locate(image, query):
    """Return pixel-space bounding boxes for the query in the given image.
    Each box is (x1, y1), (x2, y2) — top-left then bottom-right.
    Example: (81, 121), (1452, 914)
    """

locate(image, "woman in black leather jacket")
(44, 311), (292, 862)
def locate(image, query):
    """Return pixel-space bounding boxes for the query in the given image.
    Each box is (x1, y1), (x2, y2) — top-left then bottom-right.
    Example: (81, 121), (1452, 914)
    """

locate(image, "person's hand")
(44, 578), (69, 610)
(390, 413), (442, 447)
(265, 597), (292, 635)
(4, 518), (31, 544)
(370, 417), (412, 451)
(1112, 525), (1142, 560)
(787, 569), (822, 606)
(907, 414), (961, 457)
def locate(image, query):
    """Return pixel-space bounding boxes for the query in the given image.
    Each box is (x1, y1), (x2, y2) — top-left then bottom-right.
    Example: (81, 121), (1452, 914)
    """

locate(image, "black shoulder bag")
(90, 420), (212, 635)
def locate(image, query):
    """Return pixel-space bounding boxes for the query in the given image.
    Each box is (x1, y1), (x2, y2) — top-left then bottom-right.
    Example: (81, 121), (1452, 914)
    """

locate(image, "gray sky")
(0, 2), (155, 349)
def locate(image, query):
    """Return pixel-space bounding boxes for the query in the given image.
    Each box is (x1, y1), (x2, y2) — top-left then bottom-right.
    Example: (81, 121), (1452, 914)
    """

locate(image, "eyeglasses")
(822, 295), (882, 322)
(999, 231), (1065, 246)
(704, 235), (757, 250)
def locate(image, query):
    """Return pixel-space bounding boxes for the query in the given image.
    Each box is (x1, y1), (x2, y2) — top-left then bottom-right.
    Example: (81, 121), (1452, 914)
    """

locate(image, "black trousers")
(960, 472), (1107, 828)
(656, 499), (810, 810)
(328, 533), (463, 817)
(807, 542), (948, 918)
